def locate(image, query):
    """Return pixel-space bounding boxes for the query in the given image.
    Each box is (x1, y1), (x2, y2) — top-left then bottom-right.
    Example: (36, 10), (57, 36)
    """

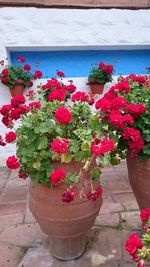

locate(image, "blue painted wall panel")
(10, 50), (150, 78)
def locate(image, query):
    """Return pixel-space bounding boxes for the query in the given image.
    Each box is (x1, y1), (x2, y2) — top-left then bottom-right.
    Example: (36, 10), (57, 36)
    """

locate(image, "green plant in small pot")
(0, 74), (120, 260)
(88, 61), (114, 95)
(95, 73), (150, 209)
(0, 56), (42, 96)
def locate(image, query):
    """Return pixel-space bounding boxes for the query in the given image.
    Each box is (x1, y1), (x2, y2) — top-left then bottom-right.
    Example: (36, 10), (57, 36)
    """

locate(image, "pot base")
(49, 234), (86, 260)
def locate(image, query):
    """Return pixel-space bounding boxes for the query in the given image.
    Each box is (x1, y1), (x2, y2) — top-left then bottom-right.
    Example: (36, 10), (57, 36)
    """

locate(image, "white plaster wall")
(0, 7), (150, 166)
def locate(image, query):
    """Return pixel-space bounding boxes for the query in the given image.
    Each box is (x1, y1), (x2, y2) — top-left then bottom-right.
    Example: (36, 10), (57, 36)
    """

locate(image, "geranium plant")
(0, 56), (42, 88)
(95, 74), (150, 159)
(125, 208), (150, 267)
(88, 61), (114, 84)
(0, 74), (120, 202)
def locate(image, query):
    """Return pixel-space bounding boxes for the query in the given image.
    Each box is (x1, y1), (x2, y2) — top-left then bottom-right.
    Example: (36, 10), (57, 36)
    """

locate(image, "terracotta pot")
(126, 155), (150, 210)
(29, 161), (103, 260)
(9, 79), (25, 96)
(89, 83), (105, 95)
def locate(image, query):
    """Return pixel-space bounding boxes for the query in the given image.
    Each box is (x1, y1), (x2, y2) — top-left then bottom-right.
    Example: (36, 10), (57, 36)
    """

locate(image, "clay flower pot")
(87, 80), (105, 95)
(29, 161), (103, 260)
(9, 79), (25, 96)
(126, 155), (150, 210)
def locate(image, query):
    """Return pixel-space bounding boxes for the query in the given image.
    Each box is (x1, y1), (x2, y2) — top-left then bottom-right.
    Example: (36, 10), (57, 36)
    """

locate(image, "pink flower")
(6, 156), (20, 169)
(55, 106), (72, 125)
(50, 169), (66, 185)
(5, 131), (16, 143)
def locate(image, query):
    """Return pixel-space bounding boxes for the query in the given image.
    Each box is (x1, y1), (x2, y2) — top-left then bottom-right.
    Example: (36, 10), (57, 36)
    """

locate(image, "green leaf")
(37, 136), (48, 150)
(81, 141), (90, 151)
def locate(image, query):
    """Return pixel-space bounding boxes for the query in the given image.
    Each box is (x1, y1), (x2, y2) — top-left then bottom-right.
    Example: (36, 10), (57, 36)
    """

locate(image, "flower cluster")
(96, 74), (150, 159)
(88, 61), (114, 84)
(0, 56), (42, 88)
(125, 208), (150, 267)
(41, 73), (76, 102)
(0, 74), (120, 203)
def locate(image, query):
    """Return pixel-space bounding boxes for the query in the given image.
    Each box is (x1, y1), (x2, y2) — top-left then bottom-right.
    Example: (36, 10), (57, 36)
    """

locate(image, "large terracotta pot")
(89, 83), (105, 95)
(29, 161), (103, 260)
(126, 156), (150, 210)
(9, 79), (25, 96)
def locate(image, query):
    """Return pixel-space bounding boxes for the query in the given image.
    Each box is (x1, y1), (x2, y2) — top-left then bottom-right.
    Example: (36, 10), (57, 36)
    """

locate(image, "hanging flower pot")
(9, 79), (25, 96)
(126, 156), (150, 210)
(29, 161), (103, 260)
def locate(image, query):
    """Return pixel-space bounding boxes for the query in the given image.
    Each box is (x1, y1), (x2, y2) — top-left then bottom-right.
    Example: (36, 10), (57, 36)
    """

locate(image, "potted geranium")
(88, 61), (114, 95)
(0, 74), (119, 260)
(125, 208), (150, 267)
(95, 74), (150, 209)
(0, 56), (42, 96)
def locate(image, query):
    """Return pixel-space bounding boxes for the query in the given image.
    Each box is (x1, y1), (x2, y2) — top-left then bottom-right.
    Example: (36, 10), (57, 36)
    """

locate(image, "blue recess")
(10, 50), (150, 78)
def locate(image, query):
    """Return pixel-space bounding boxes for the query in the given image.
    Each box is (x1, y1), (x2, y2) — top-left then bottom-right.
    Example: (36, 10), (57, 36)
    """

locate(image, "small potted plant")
(95, 73), (150, 209)
(88, 61), (114, 95)
(0, 72), (119, 260)
(125, 208), (150, 267)
(0, 56), (42, 96)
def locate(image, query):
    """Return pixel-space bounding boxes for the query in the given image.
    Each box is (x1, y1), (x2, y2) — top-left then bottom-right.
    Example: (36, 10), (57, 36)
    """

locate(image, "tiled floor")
(0, 161), (144, 267)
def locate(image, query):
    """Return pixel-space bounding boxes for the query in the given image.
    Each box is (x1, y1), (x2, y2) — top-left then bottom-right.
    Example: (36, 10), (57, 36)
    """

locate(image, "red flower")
(126, 104), (146, 118)
(6, 155), (20, 169)
(91, 137), (115, 156)
(71, 91), (88, 102)
(5, 131), (16, 143)
(34, 70), (42, 79)
(114, 81), (130, 94)
(0, 104), (12, 116)
(29, 101), (41, 109)
(24, 64), (31, 71)
(104, 65), (113, 75)
(50, 169), (66, 185)
(42, 78), (61, 90)
(26, 90), (35, 96)
(10, 109), (21, 120)
(17, 56), (26, 63)
(2, 116), (12, 128)
(98, 62), (105, 69)
(11, 95), (26, 108)
(27, 80), (33, 87)
(86, 186), (103, 201)
(56, 70), (65, 77)
(0, 135), (6, 146)
(125, 233), (143, 257)
(109, 110), (125, 129)
(1, 77), (9, 84)
(140, 208), (150, 222)
(48, 89), (66, 102)
(95, 97), (111, 112)
(64, 84), (76, 93)
(62, 188), (76, 203)
(55, 106), (72, 125)
(51, 138), (68, 154)
(2, 69), (9, 76)
(18, 169), (28, 179)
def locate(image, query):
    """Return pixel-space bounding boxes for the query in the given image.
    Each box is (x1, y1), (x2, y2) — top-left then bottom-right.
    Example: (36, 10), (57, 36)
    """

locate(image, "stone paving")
(0, 161), (146, 267)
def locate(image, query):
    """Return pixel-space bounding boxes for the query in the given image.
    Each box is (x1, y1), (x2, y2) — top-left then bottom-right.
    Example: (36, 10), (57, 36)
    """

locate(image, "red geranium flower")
(56, 70), (65, 77)
(2, 69), (9, 76)
(50, 169), (66, 185)
(24, 64), (31, 71)
(125, 233), (143, 256)
(55, 106), (72, 125)
(140, 208), (150, 222)
(34, 70), (43, 79)
(11, 95), (26, 108)
(17, 56), (26, 63)
(6, 155), (20, 169)
(5, 131), (16, 143)
(62, 188), (76, 203)
(51, 138), (68, 154)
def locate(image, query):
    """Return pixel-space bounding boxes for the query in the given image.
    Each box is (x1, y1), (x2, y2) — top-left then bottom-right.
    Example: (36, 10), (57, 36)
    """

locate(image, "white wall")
(0, 7), (150, 166)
